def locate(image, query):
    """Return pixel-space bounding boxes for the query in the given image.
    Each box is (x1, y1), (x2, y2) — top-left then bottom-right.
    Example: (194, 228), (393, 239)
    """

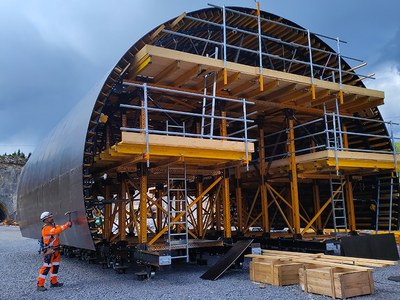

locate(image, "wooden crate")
(299, 266), (374, 299)
(249, 259), (307, 286)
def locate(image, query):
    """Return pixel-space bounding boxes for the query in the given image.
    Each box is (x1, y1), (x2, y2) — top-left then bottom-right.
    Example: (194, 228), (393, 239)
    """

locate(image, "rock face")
(0, 156), (26, 222)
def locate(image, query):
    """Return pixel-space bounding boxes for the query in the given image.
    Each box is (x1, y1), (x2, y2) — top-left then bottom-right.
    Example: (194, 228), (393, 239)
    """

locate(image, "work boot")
(50, 282), (64, 288)
(37, 286), (47, 291)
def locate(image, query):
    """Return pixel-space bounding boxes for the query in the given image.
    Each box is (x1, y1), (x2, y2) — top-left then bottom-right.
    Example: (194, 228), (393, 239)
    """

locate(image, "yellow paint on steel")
(288, 119), (300, 234)
(119, 182), (127, 241)
(222, 175), (231, 238)
(301, 181), (345, 234)
(223, 68), (228, 85)
(311, 84), (316, 100)
(339, 89), (344, 104)
(345, 175), (356, 231)
(139, 170), (148, 243)
(148, 176), (223, 245)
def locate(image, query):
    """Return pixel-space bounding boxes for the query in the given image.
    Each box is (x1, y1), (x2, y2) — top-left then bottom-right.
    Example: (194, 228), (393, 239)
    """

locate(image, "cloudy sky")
(1, 0), (400, 155)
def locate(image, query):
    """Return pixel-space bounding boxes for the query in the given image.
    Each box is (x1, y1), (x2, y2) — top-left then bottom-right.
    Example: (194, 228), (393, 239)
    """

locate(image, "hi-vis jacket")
(42, 223), (69, 253)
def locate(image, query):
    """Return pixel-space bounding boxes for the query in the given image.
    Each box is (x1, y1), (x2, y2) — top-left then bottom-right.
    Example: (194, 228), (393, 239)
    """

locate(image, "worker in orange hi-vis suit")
(37, 211), (72, 291)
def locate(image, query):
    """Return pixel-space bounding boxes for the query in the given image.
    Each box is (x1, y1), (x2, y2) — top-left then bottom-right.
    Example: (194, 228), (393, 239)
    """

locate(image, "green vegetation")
(1, 149), (30, 160)
(395, 142), (400, 153)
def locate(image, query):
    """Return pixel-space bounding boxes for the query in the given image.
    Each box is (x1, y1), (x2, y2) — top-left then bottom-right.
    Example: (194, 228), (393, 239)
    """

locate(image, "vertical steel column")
(104, 184), (112, 240)
(139, 163), (148, 243)
(156, 192), (163, 234)
(344, 175), (356, 232)
(222, 169), (231, 238)
(256, 1), (264, 91)
(337, 37), (344, 104)
(312, 180), (322, 233)
(335, 99), (343, 149)
(389, 175), (394, 232)
(259, 125), (269, 232)
(143, 83), (150, 166)
(222, 5), (228, 85)
(342, 125), (349, 150)
(215, 187), (221, 230)
(307, 29), (315, 100)
(234, 167), (243, 232)
(201, 74), (208, 137)
(390, 121), (398, 176)
(288, 116), (300, 235)
(119, 178), (127, 241)
(196, 179), (204, 237)
(243, 98), (249, 169)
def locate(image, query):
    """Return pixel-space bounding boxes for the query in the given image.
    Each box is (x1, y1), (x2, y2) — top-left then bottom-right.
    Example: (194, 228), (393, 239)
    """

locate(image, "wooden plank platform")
(268, 150), (400, 174)
(110, 132), (254, 163)
(131, 44), (384, 115)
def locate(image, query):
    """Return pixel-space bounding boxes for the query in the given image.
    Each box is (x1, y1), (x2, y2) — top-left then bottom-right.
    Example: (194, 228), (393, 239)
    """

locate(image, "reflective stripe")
(52, 262), (60, 266)
(50, 274), (58, 278)
(43, 263), (52, 267)
(39, 274), (46, 279)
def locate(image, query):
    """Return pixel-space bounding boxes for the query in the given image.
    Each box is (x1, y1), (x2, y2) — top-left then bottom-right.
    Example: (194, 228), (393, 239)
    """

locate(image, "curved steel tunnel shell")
(17, 6), (386, 250)
(17, 84), (104, 250)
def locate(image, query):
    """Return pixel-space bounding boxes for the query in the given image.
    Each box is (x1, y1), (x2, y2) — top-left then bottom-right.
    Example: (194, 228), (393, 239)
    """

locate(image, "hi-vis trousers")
(37, 250), (61, 287)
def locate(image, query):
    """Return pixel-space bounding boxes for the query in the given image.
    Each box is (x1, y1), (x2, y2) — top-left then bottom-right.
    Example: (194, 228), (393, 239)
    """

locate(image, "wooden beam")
(153, 60), (180, 83)
(171, 64), (203, 87)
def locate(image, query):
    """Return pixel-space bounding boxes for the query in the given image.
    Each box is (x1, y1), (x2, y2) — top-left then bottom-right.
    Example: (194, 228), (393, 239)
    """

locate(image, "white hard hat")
(40, 211), (53, 221)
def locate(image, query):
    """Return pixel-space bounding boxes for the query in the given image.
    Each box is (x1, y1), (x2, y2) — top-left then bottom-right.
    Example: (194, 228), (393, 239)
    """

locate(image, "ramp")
(200, 239), (253, 280)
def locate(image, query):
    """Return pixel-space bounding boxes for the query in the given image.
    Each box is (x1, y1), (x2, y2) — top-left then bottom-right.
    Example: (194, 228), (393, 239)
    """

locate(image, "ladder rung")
(170, 221), (186, 224)
(170, 233), (187, 236)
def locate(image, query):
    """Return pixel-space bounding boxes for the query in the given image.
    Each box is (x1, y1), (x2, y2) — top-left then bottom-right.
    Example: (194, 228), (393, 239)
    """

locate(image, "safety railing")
(158, 2), (374, 93)
(120, 82), (256, 167)
(264, 112), (400, 174)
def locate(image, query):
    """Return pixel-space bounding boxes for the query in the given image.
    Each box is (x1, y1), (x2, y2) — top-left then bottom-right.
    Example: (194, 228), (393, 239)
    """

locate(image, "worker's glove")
(65, 221), (72, 228)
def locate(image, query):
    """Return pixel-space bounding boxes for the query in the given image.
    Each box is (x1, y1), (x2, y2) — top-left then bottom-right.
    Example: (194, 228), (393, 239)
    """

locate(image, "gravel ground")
(1, 225), (399, 300)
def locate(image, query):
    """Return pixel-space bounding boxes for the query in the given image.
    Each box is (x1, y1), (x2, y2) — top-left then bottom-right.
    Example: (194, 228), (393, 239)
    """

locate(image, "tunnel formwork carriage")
(17, 4), (400, 265)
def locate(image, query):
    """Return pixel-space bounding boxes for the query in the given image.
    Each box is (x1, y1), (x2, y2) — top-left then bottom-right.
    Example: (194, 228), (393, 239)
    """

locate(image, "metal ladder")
(375, 175), (394, 232)
(167, 163), (189, 262)
(329, 175), (348, 235)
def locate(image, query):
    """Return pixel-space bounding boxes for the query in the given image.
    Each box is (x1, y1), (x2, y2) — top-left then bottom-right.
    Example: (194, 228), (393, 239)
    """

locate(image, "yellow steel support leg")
(223, 68), (228, 85)
(149, 176), (222, 245)
(222, 170), (231, 238)
(196, 179), (204, 237)
(311, 84), (316, 100)
(139, 163), (148, 244)
(119, 178), (127, 241)
(339, 90), (344, 105)
(288, 117), (300, 235)
(259, 126), (269, 232)
(104, 184), (112, 241)
(235, 167), (243, 232)
(345, 176), (356, 232)
(312, 180), (322, 233)
(156, 193), (163, 233)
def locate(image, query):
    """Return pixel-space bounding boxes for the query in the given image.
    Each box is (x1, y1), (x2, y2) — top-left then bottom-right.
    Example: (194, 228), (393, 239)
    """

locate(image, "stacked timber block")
(246, 249), (397, 299)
